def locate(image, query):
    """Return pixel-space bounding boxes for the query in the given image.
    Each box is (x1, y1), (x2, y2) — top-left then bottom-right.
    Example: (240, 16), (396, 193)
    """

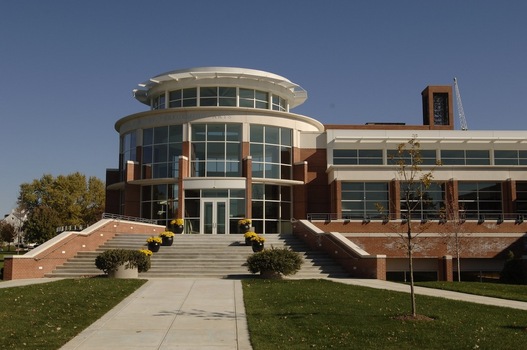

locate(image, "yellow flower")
(238, 219), (251, 226)
(160, 231), (175, 238)
(244, 231), (257, 239)
(251, 235), (265, 243)
(171, 218), (184, 226)
(146, 236), (162, 244)
(139, 249), (153, 256)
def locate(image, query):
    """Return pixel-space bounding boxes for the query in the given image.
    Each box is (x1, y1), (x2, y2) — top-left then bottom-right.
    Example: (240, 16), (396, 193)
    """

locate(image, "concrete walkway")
(2, 277), (527, 349)
(60, 278), (251, 350)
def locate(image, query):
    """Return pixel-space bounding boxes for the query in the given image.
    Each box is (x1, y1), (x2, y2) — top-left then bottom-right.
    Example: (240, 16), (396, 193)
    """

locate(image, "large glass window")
(272, 94), (287, 111)
(250, 125), (292, 179)
(387, 149), (437, 166)
(494, 150), (527, 165)
(190, 123), (241, 177)
(252, 184), (291, 234)
(142, 125), (183, 179)
(441, 150), (490, 165)
(516, 181), (527, 213)
(341, 182), (389, 219)
(141, 184), (178, 227)
(239, 88), (268, 109)
(458, 181), (502, 219)
(120, 131), (137, 180)
(333, 149), (383, 165)
(399, 182), (445, 220)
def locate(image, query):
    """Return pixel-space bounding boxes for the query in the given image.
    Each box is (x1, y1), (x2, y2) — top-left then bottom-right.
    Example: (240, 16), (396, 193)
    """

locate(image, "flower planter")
(245, 237), (252, 246)
(239, 224), (251, 234)
(108, 263), (138, 279)
(148, 242), (161, 252)
(161, 236), (173, 246)
(252, 242), (264, 252)
(174, 225), (184, 234)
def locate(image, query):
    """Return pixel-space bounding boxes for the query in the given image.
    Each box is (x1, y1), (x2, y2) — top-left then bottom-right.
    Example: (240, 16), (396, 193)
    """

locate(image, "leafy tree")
(18, 172), (105, 243)
(0, 221), (17, 247)
(387, 138), (439, 317)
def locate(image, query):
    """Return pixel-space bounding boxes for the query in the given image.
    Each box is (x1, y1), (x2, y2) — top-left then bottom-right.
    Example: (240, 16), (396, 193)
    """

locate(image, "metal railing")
(101, 213), (158, 225)
(306, 212), (527, 224)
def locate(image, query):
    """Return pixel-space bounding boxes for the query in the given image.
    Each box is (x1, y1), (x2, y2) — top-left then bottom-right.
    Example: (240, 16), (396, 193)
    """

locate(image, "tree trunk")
(408, 226), (417, 317)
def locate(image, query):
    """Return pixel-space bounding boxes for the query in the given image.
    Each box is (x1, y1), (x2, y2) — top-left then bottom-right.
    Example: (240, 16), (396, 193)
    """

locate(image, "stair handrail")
(101, 213), (158, 224)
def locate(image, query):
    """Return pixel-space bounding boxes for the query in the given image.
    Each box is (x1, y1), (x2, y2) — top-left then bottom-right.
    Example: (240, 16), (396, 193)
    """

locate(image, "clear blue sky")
(1, 1), (526, 216)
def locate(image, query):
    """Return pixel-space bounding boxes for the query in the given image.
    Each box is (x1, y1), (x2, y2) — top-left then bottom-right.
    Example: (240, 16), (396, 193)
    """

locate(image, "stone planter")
(109, 263), (138, 279)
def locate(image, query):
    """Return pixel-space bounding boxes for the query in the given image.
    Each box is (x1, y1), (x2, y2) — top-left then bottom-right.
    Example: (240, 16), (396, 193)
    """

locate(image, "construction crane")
(453, 77), (468, 131)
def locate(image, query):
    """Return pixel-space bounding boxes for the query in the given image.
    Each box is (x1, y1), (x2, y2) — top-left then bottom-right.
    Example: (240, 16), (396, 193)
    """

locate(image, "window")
(516, 182), (527, 213)
(152, 94), (165, 110)
(400, 182), (445, 220)
(120, 131), (137, 181)
(190, 123), (241, 177)
(341, 182), (389, 219)
(272, 95), (287, 111)
(441, 150), (490, 165)
(252, 184), (291, 233)
(250, 125), (292, 179)
(240, 88), (268, 109)
(387, 149), (437, 166)
(494, 150), (527, 165)
(141, 184), (178, 227)
(142, 125), (182, 179)
(168, 88), (197, 108)
(333, 149), (383, 165)
(458, 181), (502, 219)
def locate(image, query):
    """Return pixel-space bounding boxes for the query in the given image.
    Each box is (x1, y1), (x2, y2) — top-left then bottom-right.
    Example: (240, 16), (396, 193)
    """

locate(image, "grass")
(416, 281), (527, 302)
(0, 278), (146, 349)
(242, 279), (527, 350)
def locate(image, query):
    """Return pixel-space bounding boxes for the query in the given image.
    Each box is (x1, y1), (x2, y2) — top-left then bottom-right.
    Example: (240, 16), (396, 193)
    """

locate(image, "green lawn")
(0, 278), (146, 349)
(242, 279), (527, 350)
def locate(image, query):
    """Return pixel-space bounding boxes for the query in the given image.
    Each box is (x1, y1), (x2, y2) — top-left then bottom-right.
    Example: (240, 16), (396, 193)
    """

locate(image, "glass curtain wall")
(141, 184), (178, 227)
(250, 125), (292, 179)
(252, 184), (292, 234)
(190, 124), (241, 177)
(399, 182), (445, 220)
(142, 125), (183, 179)
(341, 182), (389, 219)
(458, 181), (502, 219)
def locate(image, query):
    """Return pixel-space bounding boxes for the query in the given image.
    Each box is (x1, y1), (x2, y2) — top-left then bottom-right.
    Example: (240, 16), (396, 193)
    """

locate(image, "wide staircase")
(46, 234), (349, 279)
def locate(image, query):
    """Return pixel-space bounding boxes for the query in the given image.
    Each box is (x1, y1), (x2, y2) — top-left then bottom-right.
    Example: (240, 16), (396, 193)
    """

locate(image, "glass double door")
(201, 199), (227, 234)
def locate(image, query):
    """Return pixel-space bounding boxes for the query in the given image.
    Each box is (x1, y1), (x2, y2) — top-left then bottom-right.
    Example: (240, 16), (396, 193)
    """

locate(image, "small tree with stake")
(388, 138), (439, 318)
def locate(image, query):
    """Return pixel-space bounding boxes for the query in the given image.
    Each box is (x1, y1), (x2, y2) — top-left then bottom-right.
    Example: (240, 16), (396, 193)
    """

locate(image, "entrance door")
(202, 199), (227, 234)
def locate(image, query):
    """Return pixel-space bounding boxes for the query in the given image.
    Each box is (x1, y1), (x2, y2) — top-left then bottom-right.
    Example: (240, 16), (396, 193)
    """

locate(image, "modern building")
(105, 67), (527, 279)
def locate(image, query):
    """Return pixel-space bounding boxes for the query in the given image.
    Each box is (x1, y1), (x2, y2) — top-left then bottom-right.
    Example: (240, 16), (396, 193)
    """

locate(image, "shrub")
(95, 249), (151, 274)
(246, 247), (303, 276)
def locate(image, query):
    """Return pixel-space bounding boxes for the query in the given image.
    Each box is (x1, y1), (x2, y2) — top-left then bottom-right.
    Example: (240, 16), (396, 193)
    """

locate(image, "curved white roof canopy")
(133, 67), (308, 108)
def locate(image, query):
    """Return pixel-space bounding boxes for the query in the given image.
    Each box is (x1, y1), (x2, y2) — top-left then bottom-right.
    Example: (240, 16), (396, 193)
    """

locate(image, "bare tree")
(389, 138), (438, 317)
(440, 184), (466, 282)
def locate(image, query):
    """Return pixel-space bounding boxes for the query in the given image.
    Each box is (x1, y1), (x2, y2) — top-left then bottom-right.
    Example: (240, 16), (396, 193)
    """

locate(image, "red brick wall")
(3, 220), (164, 280)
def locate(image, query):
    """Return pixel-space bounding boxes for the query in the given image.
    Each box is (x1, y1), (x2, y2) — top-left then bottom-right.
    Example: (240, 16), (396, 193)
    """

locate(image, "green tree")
(18, 173), (105, 243)
(0, 221), (17, 249)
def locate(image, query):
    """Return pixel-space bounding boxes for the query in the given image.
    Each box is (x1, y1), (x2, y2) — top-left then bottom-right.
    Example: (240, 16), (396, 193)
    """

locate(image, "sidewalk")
(330, 278), (527, 311)
(60, 278), (251, 350)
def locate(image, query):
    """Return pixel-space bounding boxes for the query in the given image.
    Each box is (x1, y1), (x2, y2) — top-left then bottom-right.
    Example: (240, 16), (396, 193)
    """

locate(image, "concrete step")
(46, 233), (349, 279)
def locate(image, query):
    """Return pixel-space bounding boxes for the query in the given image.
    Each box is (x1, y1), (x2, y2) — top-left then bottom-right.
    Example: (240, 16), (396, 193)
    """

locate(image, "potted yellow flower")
(170, 218), (184, 233)
(251, 234), (266, 252)
(238, 218), (251, 233)
(146, 236), (162, 252)
(159, 231), (175, 246)
(243, 231), (257, 246)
